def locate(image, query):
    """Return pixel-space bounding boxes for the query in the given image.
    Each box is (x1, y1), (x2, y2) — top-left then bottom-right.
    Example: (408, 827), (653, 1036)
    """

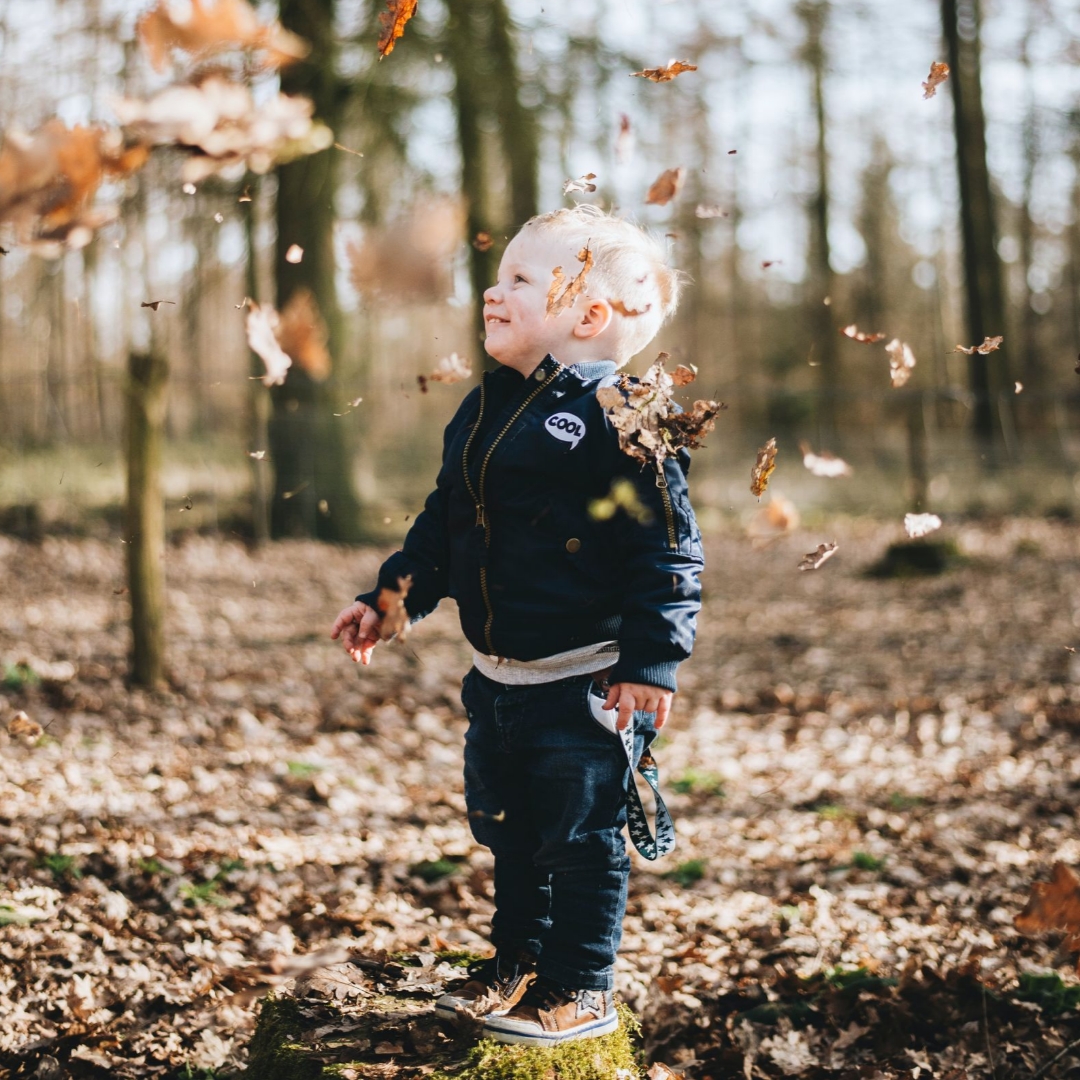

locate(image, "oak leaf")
(546, 245), (593, 317)
(645, 167), (685, 206)
(798, 542), (838, 571)
(952, 335), (1003, 355)
(377, 0), (418, 58)
(904, 513), (942, 539)
(922, 61), (950, 99)
(885, 338), (916, 387)
(750, 438), (777, 498)
(1015, 862), (1080, 961)
(376, 575), (413, 641)
(840, 324), (886, 344)
(632, 60), (698, 83)
(799, 441), (852, 478)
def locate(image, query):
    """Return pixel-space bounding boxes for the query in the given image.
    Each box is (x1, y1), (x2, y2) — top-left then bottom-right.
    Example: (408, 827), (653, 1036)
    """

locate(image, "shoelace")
(520, 978), (576, 1011)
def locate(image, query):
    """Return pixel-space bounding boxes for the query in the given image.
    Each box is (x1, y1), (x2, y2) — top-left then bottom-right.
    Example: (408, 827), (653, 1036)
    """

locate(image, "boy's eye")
(514, 274), (527, 284)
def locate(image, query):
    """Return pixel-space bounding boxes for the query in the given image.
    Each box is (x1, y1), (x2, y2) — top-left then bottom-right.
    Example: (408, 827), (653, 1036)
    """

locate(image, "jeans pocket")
(584, 681), (621, 737)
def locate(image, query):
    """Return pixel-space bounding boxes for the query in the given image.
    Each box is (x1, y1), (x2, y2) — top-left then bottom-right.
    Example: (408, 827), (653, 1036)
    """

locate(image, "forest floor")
(2, 519), (1080, 1079)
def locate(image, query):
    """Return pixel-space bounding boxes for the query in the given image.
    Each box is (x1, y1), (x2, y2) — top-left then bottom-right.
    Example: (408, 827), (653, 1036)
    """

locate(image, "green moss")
(247, 996), (324, 1080)
(1015, 972), (1080, 1016)
(663, 859), (706, 887)
(439, 1005), (642, 1080)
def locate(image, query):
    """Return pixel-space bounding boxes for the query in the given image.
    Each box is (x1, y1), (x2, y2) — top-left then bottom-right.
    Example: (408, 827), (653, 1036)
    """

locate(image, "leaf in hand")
(427, 353), (472, 385)
(645, 167), (685, 206)
(1015, 862), (1080, 962)
(563, 173), (597, 195)
(376, 575), (413, 642)
(885, 338), (916, 387)
(546, 245), (594, 318)
(800, 441), (852, 478)
(141, 299), (175, 311)
(750, 438), (778, 498)
(904, 513), (942, 539)
(952, 335), (1003, 355)
(377, 0), (418, 57)
(840, 324), (886, 344)
(922, 61), (950, 99)
(798, 542), (838, 571)
(8, 711), (43, 740)
(631, 60), (698, 83)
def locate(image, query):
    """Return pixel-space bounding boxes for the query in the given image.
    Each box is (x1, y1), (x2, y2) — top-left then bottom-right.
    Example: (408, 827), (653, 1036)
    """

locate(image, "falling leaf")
(183, 182), (197, 194)
(238, 185), (252, 202)
(377, 0), (418, 58)
(0, 245), (10, 254)
(611, 299), (652, 317)
(645, 167), (685, 206)
(8, 712), (43, 739)
(885, 338), (916, 387)
(904, 513), (942, 539)
(179, 495), (193, 512)
(952, 335), (1003, 355)
(245, 301), (292, 386)
(921, 61), (950, 99)
(137, 0), (309, 72)
(284, 243), (304, 264)
(588, 478), (653, 525)
(840, 324), (886, 344)
(472, 232), (493, 251)
(761, 260), (781, 269)
(248, 450), (266, 460)
(1015, 862), (1080, 963)
(596, 352), (723, 466)
(563, 173), (597, 195)
(427, 353), (472, 385)
(631, 60), (698, 83)
(141, 299), (176, 311)
(727, 148), (737, 154)
(800, 441), (852, 478)
(282, 481), (308, 500)
(615, 113), (634, 164)
(214, 212), (224, 223)
(694, 205), (728, 219)
(747, 494), (800, 543)
(1015, 381), (1023, 394)
(376, 575), (413, 641)
(750, 438), (777, 498)
(275, 288), (331, 380)
(546, 245), (594, 317)
(798, 542), (838, 571)
(671, 364), (697, 386)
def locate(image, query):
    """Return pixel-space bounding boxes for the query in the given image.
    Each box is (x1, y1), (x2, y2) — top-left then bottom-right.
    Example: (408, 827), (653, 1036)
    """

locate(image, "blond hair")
(522, 204), (684, 365)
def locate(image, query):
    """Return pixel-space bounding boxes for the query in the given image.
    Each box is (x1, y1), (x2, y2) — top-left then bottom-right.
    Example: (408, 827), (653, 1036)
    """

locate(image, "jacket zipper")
(655, 464), (678, 551)
(463, 368), (562, 653)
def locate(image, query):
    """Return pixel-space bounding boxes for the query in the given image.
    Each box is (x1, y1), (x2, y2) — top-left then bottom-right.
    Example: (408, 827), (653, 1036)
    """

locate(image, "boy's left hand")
(603, 682), (673, 732)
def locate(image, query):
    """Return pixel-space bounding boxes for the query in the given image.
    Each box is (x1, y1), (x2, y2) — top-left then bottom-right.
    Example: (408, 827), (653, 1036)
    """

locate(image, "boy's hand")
(330, 601), (381, 665)
(603, 682), (673, 732)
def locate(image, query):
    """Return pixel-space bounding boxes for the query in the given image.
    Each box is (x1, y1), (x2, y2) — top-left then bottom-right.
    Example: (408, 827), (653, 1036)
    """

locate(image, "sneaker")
(482, 975), (618, 1046)
(434, 952), (536, 1021)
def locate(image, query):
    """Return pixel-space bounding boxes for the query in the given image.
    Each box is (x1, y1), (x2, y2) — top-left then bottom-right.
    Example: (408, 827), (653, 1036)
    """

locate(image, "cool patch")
(544, 412), (586, 449)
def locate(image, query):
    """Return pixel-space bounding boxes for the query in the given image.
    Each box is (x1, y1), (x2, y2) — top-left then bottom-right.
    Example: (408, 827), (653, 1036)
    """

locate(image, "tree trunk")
(126, 352), (167, 688)
(941, 0), (1011, 459)
(244, 176), (271, 545)
(272, 0), (362, 540)
(798, 0), (840, 445)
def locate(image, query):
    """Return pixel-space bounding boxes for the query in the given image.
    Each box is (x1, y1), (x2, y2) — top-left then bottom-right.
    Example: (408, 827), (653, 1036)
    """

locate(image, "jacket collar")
(571, 360), (618, 381)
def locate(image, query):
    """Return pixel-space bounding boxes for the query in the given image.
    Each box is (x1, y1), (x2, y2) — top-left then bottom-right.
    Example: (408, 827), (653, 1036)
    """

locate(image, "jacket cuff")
(609, 657), (679, 693)
(354, 590), (383, 614)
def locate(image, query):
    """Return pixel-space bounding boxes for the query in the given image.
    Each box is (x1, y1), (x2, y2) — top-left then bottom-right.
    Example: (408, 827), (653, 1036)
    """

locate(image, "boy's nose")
(483, 283), (500, 304)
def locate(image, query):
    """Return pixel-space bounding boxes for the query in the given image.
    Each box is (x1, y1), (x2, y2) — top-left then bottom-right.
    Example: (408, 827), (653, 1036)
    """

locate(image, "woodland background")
(5, 1), (1080, 1079)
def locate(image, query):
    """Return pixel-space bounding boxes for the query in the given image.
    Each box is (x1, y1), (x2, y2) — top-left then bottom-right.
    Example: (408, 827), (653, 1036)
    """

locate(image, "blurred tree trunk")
(445, 0), (539, 364)
(797, 0), (840, 445)
(941, 0), (1011, 459)
(244, 176), (270, 545)
(272, 0), (362, 540)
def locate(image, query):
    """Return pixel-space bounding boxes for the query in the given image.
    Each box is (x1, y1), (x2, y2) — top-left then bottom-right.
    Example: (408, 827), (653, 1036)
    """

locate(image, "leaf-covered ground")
(2, 519), (1080, 1079)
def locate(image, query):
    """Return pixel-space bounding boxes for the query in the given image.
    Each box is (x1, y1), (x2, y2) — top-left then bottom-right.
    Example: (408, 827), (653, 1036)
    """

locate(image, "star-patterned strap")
(615, 723), (675, 861)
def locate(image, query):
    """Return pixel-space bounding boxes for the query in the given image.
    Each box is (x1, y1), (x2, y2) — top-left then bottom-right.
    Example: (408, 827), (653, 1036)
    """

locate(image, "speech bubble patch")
(544, 412), (586, 450)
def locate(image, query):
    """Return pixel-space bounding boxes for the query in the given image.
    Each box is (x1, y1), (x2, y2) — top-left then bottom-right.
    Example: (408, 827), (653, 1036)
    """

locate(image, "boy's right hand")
(330, 601), (381, 665)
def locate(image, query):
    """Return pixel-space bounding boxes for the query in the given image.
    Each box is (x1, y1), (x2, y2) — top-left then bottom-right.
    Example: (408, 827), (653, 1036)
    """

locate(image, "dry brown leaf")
(376, 575), (413, 641)
(645, 167), (685, 206)
(840, 324), (886, 344)
(611, 299), (652, 318)
(596, 353), (723, 466)
(747, 494), (800, 543)
(563, 173), (597, 195)
(377, 0), (418, 58)
(8, 711), (43, 739)
(276, 288), (331, 381)
(798, 542), (838, 571)
(750, 438), (777, 498)
(671, 364), (697, 386)
(904, 513), (942, 539)
(799, 441), (852, 478)
(1015, 862), (1080, 959)
(632, 60), (698, 83)
(647, 1064), (681, 1080)
(137, 0), (308, 72)
(472, 232), (493, 252)
(952, 335), (1003, 355)
(885, 338), (916, 387)
(546, 246), (594, 318)
(922, 61), (950, 99)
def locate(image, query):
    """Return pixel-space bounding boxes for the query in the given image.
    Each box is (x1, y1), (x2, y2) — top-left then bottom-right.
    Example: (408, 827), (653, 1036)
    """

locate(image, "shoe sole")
(434, 1000), (512, 1021)
(483, 1012), (619, 1046)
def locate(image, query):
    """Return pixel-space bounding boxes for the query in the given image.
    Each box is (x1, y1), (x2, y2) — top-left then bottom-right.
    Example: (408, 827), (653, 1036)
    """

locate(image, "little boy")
(331, 205), (703, 1046)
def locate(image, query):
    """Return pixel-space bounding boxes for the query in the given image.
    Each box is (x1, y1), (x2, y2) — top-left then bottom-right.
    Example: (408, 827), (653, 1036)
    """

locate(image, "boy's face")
(483, 230), (584, 374)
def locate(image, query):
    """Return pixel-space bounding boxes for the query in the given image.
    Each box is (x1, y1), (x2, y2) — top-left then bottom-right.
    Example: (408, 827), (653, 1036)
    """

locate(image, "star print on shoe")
(434, 951), (536, 1021)
(482, 975), (618, 1046)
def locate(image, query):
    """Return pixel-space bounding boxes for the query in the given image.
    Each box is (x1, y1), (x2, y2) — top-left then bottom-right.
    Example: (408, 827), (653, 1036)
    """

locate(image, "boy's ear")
(572, 298), (613, 340)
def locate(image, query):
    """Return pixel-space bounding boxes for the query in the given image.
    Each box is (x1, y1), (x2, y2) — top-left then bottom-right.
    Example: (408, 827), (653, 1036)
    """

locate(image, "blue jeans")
(461, 668), (656, 991)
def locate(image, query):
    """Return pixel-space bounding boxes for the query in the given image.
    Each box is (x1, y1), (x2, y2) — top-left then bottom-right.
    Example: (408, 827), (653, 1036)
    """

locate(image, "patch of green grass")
(179, 879), (229, 907)
(137, 856), (175, 876)
(410, 857), (464, 884)
(38, 853), (81, 881)
(664, 858), (706, 887)
(286, 760), (324, 778)
(1015, 972), (1080, 1015)
(849, 851), (886, 872)
(888, 792), (927, 811)
(669, 769), (725, 797)
(3, 661), (40, 690)
(815, 803), (853, 821)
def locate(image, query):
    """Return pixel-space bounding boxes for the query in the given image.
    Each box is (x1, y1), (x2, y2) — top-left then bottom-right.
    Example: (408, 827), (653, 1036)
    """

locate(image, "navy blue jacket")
(357, 355), (704, 691)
